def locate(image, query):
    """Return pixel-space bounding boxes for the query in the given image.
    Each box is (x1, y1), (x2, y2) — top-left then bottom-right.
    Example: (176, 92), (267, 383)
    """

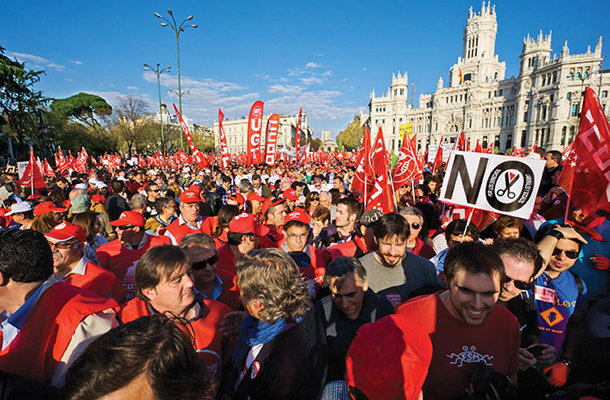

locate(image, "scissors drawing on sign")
(497, 173), (517, 199)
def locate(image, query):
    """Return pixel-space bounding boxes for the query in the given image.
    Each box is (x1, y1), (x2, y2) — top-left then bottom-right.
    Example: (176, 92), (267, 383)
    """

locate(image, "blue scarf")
(232, 315), (299, 369)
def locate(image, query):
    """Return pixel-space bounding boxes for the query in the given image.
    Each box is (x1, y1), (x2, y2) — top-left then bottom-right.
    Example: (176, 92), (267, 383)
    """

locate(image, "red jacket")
(63, 260), (124, 302)
(0, 281), (117, 384)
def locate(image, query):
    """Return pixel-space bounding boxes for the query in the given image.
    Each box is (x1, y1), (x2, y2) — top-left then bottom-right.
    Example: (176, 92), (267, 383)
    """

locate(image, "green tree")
(0, 45), (48, 145)
(50, 92), (112, 131)
(310, 138), (322, 151)
(336, 116), (364, 151)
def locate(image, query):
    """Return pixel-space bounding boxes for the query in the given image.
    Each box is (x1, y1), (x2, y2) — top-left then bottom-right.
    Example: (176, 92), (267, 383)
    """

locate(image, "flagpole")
(30, 146), (34, 197)
(462, 207), (475, 241)
(387, 169), (397, 211)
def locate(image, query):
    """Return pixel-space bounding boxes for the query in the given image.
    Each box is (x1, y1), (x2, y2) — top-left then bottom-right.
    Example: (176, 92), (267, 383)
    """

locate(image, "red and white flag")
(173, 104), (198, 154)
(432, 136), (444, 174)
(558, 87), (610, 215)
(366, 128), (395, 213)
(218, 109), (230, 171)
(246, 100), (264, 166)
(391, 130), (421, 189)
(18, 147), (45, 189)
(474, 139), (483, 153)
(264, 114), (280, 166)
(295, 108), (302, 164)
(56, 147), (70, 176)
(352, 125), (372, 196)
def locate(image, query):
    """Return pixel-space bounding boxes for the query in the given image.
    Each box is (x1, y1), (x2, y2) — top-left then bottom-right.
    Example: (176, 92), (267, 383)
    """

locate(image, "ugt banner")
(246, 100), (265, 166)
(439, 151), (544, 219)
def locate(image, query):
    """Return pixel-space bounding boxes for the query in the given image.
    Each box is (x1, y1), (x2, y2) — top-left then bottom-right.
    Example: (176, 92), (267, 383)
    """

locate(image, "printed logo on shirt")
(385, 293), (403, 308)
(534, 286), (556, 304)
(447, 345), (494, 367)
(540, 306), (565, 327)
(251, 361), (261, 379)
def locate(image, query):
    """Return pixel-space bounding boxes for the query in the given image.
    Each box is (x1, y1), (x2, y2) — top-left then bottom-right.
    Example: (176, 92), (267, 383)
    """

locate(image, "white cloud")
(305, 62), (321, 69)
(268, 84), (303, 95)
(9, 52), (66, 72)
(255, 73), (271, 80)
(65, 78), (73, 82)
(69, 60), (83, 65)
(300, 76), (324, 85)
(127, 86), (139, 90)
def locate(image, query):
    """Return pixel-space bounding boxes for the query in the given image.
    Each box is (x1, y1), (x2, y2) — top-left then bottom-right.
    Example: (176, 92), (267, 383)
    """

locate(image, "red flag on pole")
(352, 125), (372, 196)
(474, 139), (483, 153)
(455, 131), (467, 152)
(218, 109), (230, 171)
(558, 87), (610, 215)
(18, 147), (45, 189)
(246, 101), (264, 166)
(366, 128), (395, 213)
(295, 108), (302, 164)
(392, 131), (421, 189)
(173, 104), (198, 154)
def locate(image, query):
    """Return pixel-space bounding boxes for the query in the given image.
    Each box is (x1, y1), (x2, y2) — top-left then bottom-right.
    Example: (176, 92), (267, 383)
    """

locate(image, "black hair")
(0, 230), (53, 282)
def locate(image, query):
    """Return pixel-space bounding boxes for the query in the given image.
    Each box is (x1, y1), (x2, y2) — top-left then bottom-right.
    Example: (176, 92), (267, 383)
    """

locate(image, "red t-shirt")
(216, 243), (237, 275)
(396, 293), (520, 400)
(96, 235), (170, 302)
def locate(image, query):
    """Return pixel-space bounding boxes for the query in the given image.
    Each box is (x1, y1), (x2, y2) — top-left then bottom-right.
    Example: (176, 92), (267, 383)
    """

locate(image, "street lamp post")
(143, 63), (171, 154)
(154, 9), (197, 150)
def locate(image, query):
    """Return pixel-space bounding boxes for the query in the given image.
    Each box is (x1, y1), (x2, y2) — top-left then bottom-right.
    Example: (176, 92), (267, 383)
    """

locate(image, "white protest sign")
(17, 162), (28, 179)
(439, 151), (545, 219)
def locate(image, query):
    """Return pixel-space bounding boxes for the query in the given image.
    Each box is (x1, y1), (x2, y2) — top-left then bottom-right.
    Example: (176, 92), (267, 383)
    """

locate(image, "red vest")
(63, 261), (124, 302)
(328, 235), (368, 259)
(0, 281), (118, 384)
(96, 235), (170, 301)
(119, 296), (231, 399)
(215, 269), (241, 311)
(302, 245), (330, 293)
(216, 243), (237, 275)
(165, 218), (206, 245)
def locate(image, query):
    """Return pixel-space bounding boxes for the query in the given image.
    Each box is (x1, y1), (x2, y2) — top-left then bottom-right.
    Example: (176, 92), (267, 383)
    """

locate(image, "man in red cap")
(97, 211), (170, 301)
(119, 245), (231, 399)
(164, 190), (206, 245)
(261, 197), (287, 248)
(226, 193), (245, 210)
(281, 208), (330, 296)
(246, 192), (265, 215)
(396, 242), (520, 399)
(282, 189), (298, 212)
(345, 314), (433, 400)
(0, 229), (118, 387)
(216, 213), (270, 275)
(45, 222), (123, 301)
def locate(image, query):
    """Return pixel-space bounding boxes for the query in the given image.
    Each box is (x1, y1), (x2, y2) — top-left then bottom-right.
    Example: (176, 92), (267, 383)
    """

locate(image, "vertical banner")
(247, 100), (265, 166)
(173, 104), (197, 154)
(218, 109), (230, 171)
(264, 114), (280, 166)
(295, 108), (302, 164)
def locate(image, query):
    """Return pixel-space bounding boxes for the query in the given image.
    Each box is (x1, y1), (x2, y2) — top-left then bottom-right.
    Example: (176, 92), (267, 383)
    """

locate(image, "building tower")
(391, 71), (409, 101)
(519, 30), (552, 75)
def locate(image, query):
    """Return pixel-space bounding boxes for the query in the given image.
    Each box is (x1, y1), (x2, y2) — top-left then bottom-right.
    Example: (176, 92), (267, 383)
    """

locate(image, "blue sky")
(2, 0), (609, 139)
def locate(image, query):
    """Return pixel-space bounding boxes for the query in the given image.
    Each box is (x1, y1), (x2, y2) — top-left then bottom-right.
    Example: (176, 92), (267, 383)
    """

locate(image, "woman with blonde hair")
(221, 248), (327, 400)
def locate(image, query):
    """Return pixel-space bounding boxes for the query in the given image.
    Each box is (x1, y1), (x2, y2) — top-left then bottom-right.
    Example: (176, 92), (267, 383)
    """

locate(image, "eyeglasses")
(48, 241), (78, 250)
(287, 233), (309, 240)
(552, 248), (579, 259)
(504, 277), (534, 290)
(409, 222), (421, 230)
(191, 254), (218, 270)
(150, 189), (161, 193)
(311, 197), (319, 201)
(116, 225), (137, 231)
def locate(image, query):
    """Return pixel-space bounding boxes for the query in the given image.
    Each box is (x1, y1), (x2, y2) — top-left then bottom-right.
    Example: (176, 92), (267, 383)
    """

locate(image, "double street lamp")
(154, 9), (197, 150)
(143, 63), (171, 153)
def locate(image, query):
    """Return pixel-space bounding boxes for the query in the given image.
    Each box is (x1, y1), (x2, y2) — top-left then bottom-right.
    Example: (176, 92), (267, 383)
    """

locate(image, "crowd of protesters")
(0, 147), (608, 400)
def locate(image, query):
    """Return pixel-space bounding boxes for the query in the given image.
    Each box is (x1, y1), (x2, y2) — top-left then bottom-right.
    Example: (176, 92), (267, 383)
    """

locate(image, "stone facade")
(321, 130), (337, 151)
(367, 2), (610, 154)
(213, 113), (312, 154)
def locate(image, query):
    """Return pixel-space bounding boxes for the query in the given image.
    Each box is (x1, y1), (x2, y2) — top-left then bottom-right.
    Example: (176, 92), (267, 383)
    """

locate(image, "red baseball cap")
(282, 189), (298, 201)
(228, 213), (270, 236)
(247, 192), (266, 203)
(261, 197), (286, 216)
(33, 201), (67, 217)
(110, 211), (146, 227)
(228, 193), (245, 206)
(179, 190), (200, 204)
(45, 222), (87, 243)
(345, 315), (432, 400)
(285, 208), (311, 225)
(188, 184), (202, 197)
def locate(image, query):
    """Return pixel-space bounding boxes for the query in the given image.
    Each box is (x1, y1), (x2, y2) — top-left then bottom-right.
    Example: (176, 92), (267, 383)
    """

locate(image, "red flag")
(218, 109), (230, 171)
(532, 141), (538, 155)
(192, 149), (209, 169)
(246, 101), (264, 166)
(474, 139), (483, 153)
(18, 147), (45, 189)
(392, 131), (421, 189)
(352, 125), (372, 195)
(43, 159), (56, 178)
(295, 108), (302, 164)
(57, 147), (70, 176)
(558, 87), (610, 215)
(431, 136), (444, 174)
(455, 131), (467, 152)
(173, 104), (198, 154)
(366, 128), (394, 213)
(75, 147), (88, 173)
(486, 143), (494, 154)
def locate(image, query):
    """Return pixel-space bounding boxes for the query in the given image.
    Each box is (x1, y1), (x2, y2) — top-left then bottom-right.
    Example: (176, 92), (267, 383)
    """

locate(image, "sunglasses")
(409, 222), (421, 230)
(150, 189), (161, 193)
(505, 277), (534, 290)
(48, 241), (78, 250)
(116, 225), (137, 231)
(311, 197), (319, 201)
(191, 254), (218, 270)
(552, 248), (579, 259)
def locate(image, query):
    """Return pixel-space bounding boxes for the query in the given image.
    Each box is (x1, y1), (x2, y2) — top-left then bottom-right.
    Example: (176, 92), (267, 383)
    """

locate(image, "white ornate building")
(213, 113), (312, 154)
(367, 2), (610, 153)
(321, 130), (338, 151)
